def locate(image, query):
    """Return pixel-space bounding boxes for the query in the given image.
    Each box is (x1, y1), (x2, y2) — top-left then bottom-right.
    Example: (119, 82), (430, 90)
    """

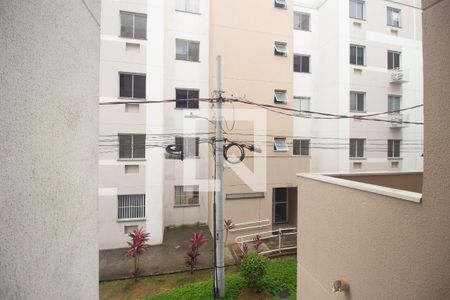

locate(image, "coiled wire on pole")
(223, 142), (245, 164)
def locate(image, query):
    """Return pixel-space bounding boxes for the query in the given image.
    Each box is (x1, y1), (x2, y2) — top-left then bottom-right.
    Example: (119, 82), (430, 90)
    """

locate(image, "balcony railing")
(235, 227), (297, 255)
(390, 68), (409, 84)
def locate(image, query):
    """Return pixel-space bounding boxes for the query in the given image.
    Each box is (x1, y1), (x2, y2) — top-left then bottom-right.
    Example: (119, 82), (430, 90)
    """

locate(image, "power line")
(98, 96), (423, 124)
(98, 97), (218, 106)
(229, 98), (424, 125)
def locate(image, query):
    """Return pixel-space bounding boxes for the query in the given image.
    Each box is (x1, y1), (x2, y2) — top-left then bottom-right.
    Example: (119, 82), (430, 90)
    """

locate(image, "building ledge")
(297, 172), (422, 204)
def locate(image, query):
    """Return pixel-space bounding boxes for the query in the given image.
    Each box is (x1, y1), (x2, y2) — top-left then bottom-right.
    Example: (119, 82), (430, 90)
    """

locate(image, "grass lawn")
(100, 255), (296, 300)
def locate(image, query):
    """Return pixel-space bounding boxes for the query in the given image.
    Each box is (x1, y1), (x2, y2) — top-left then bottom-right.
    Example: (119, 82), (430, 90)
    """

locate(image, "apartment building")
(293, 0), (424, 172)
(99, 0), (210, 248)
(98, 0), (423, 249)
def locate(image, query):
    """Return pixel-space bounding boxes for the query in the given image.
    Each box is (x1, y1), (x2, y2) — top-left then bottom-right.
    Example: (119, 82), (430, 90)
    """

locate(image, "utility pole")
(214, 55), (225, 298)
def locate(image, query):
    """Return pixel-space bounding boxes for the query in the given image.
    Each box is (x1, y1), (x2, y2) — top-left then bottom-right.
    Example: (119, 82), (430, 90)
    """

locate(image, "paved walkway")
(99, 225), (235, 281)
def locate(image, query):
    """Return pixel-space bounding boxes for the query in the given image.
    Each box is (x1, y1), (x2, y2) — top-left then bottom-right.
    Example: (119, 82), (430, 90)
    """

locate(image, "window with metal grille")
(349, 0), (365, 20)
(119, 134), (146, 159)
(388, 95), (401, 113)
(118, 194), (145, 220)
(294, 54), (310, 73)
(176, 39), (200, 61)
(387, 7), (401, 27)
(388, 139), (401, 158)
(350, 44), (365, 66)
(349, 138), (365, 158)
(175, 137), (199, 158)
(387, 51), (401, 70)
(350, 91), (366, 112)
(293, 139), (310, 155)
(274, 137), (288, 152)
(294, 12), (310, 30)
(175, 0), (200, 13)
(119, 73), (146, 99)
(274, 42), (288, 56)
(175, 89), (200, 109)
(120, 11), (147, 39)
(174, 185), (199, 206)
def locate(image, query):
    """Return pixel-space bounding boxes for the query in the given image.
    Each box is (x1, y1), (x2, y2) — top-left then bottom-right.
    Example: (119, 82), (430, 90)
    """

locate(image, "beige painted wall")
(208, 0), (309, 237)
(296, 1), (450, 298)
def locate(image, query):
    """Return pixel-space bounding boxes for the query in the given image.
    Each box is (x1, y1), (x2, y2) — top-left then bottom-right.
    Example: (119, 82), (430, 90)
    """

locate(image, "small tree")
(239, 242), (249, 259)
(186, 232), (207, 274)
(224, 219), (234, 244)
(124, 227), (150, 280)
(240, 252), (269, 292)
(253, 234), (263, 252)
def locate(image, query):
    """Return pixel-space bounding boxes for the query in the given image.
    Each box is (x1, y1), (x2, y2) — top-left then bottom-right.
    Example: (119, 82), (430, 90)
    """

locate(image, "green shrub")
(240, 252), (269, 291)
(147, 275), (245, 300)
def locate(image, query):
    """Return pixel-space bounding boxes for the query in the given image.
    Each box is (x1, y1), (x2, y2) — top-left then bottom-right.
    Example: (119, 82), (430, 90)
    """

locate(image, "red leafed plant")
(186, 232), (207, 274)
(239, 242), (249, 259)
(253, 234), (263, 252)
(124, 227), (150, 280)
(224, 219), (234, 244)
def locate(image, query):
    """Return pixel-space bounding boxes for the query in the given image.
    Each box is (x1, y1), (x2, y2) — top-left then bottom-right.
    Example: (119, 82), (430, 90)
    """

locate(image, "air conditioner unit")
(390, 69), (409, 83)
(390, 114), (404, 128)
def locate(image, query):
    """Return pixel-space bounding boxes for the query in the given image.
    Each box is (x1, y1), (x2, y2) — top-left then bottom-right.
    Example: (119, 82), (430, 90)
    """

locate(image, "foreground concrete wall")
(0, 1), (100, 299)
(297, 0), (450, 299)
(335, 172), (423, 193)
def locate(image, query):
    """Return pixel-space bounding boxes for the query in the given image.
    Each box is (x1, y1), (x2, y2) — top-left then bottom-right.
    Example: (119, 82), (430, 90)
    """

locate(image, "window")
(119, 73), (146, 99)
(120, 11), (147, 39)
(176, 39), (200, 62)
(176, 89), (199, 109)
(274, 90), (288, 104)
(294, 97), (310, 116)
(119, 134), (146, 159)
(350, 91), (366, 112)
(274, 137), (288, 151)
(350, 44), (365, 66)
(293, 139), (310, 156)
(274, 0), (287, 9)
(388, 95), (401, 113)
(388, 139), (401, 158)
(294, 12), (310, 30)
(175, 185), (199, 206)
(349, 138), (365, 158)
(387, 51), (401, 70)
(118, 194), (145, 220)
(175, 0), (200, 13)
(349, 0), (365, 20)
(274, 42), (288, 56)
(294, 54), (310, 73)
(387, 7), (401, 27)
(175, 137), (199, 158)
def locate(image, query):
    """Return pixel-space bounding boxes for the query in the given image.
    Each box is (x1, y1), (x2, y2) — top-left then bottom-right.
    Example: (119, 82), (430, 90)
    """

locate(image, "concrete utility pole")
(214, 55), (225, 298)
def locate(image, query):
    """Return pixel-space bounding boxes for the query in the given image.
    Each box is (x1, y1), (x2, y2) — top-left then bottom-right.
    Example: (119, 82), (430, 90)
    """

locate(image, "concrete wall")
(335, 172), (423, 193)
(0, 1), (100, 299)
(296, 0), (450, 298)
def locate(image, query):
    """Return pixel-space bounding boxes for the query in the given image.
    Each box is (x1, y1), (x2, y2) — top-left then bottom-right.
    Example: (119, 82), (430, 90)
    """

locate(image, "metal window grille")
(118, 194), (145, 220)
